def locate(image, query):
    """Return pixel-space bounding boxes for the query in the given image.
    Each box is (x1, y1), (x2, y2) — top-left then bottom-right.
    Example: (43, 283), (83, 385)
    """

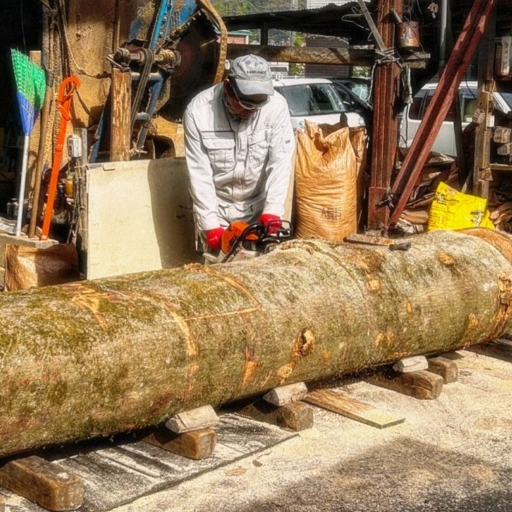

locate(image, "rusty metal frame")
(387, 0), (499, 229)
(367, 0), (403, 231)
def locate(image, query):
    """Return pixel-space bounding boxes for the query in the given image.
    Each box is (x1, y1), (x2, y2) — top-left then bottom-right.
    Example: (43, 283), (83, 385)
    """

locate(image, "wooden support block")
(0, 456), (83, 511)
(237, 399), (314, 431)
(392, 355), (428, 373)
(144, 426), (216, 460)
(304, 389), (405, 428)
(367, 369), (444, 399)
(470, 339), (512, 362)
(165, 405), (220, 434)
(263, 382), (308, 406)
(428, 356), (459, 383)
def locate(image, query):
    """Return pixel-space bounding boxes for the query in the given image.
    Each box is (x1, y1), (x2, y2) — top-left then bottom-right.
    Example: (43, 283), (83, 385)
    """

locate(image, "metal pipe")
(439, 0), (448, 71)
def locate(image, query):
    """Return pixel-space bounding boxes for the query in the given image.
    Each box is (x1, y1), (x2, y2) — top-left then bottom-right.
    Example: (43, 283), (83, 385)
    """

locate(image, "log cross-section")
(0, 231), (512, 457)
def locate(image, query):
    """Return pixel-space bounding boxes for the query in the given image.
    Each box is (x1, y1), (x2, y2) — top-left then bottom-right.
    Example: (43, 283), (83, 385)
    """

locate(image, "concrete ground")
(111, 345), (512, 512)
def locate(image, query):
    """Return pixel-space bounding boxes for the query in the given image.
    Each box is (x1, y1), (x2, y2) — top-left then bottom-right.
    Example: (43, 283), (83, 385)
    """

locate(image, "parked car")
(399, 81), (512, 156)
(329, 77), (372, 129)
(272, 77), (366, 131)
(329, 77), (371, 107)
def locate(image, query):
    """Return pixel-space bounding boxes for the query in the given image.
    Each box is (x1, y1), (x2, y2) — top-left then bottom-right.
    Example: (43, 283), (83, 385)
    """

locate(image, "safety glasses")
(230, 82), (270, 110)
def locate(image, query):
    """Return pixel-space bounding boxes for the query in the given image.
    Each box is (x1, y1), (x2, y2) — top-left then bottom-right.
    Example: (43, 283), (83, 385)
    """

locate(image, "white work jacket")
(183, 83), (295, 231)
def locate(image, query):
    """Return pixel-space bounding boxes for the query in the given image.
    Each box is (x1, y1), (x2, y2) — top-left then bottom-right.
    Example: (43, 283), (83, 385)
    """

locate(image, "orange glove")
(205, 227), (225, 251)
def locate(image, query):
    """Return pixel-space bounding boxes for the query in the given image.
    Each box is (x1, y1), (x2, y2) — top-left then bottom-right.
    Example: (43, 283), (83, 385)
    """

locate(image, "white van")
(273, 77), (366, 131)
(399, 81), (512, 156)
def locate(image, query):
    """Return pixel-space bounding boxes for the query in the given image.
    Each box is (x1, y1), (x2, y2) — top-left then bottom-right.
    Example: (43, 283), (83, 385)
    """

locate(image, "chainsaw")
(203, 220), (293, 264)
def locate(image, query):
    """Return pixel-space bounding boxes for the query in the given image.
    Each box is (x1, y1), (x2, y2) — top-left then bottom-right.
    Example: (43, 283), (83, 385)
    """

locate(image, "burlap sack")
(294, 121), (367, 240)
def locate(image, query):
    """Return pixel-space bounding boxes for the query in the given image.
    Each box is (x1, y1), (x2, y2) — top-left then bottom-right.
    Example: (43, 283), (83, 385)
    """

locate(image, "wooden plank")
(490, 163), (512, 172)
(110, 67), (131, 162)
(428, 356), (459, 383)
(470, 339), (512, 362)
(0, 456), (83, 511)
(304, 389), (405, 429)
(367, 369), (444, 399)
(144, 427), (216, 460)
(236, 399), (314, 432)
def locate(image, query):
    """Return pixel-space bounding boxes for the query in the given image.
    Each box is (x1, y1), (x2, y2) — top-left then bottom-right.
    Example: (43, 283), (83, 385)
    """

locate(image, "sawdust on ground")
(111, 348), (512, 512)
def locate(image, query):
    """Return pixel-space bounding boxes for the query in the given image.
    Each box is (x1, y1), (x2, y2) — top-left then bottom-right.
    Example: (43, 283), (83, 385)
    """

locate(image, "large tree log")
(1, 230), (512, 458)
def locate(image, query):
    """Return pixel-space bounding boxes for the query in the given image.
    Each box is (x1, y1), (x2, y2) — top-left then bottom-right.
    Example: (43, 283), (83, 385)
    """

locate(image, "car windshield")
(277, 84), (346, 116)
(345, 82), (371, 103)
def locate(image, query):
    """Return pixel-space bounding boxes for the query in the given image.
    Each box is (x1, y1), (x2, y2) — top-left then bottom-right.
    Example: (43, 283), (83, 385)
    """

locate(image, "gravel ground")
(111, 347), (512, 512)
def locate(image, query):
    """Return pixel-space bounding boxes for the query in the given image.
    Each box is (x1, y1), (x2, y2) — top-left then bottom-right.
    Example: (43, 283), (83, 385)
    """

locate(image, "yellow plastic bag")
(428, 182), (495, 231)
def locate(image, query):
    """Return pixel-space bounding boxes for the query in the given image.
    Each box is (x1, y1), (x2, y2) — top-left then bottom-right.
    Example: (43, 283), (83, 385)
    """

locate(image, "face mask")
(223, 92), (239, 117)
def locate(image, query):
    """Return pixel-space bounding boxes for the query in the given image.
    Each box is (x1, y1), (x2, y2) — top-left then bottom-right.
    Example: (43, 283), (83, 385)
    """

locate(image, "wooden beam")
(0, 456), (83, 511)
(473, 8), (496, 198)
(110, 68), (132, 162)
(367, 370), (444, 399)
(227, 44), (429, 68)
(427, 357), (459, 384)
(304, 389), (404, 429)
(237, 399), (314, 432)
(367, 0), (402, 230)
(144, 426), (217, 460)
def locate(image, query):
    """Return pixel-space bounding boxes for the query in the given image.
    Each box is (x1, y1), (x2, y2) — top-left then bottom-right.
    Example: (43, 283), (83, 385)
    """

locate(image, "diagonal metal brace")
(387, 0), (499, 229)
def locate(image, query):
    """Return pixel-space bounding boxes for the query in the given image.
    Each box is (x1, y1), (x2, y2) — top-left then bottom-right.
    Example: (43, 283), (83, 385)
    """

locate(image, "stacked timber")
(0, 230), (512, 458)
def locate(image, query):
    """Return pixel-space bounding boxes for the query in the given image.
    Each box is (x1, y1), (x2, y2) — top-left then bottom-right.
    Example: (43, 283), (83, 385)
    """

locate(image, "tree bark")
(1, 230), (512, 457)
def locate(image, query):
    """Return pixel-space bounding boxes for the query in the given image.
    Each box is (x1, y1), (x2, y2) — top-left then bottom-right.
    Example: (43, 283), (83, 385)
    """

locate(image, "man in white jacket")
(183, 54), (295, 254)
